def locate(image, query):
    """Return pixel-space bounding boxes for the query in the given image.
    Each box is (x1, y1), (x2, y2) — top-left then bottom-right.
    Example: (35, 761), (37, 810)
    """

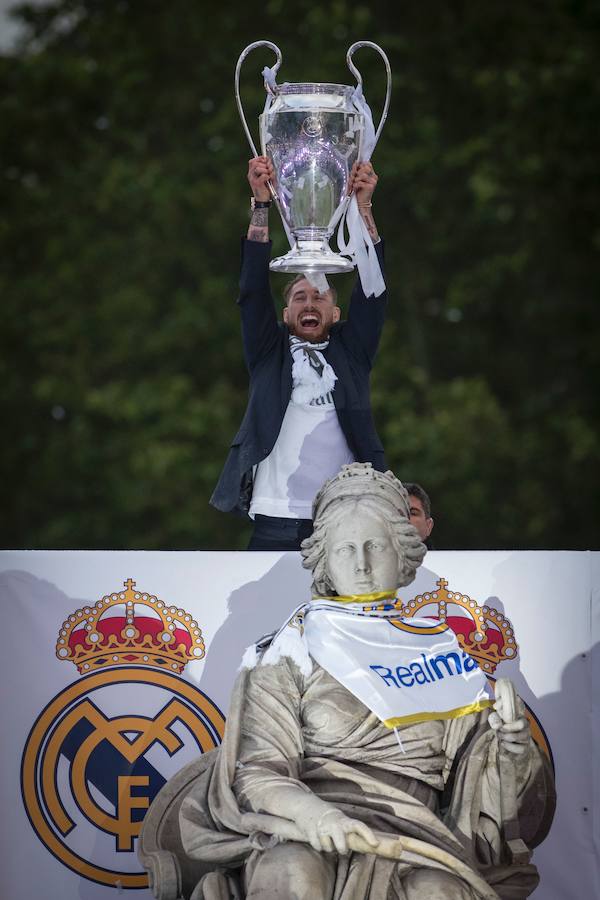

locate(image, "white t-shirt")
(249, 391), (355, 520)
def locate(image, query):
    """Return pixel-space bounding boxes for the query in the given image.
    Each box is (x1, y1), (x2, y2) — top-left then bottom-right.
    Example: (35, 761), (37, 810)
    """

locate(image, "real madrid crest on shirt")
(21, 579), (224, 890)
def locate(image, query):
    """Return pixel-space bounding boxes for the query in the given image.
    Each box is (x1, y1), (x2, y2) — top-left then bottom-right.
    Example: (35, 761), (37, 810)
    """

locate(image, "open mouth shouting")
(299, 311), (321, 332)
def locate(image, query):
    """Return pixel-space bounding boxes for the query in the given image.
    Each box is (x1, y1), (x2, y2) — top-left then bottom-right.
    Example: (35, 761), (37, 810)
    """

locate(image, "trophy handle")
(234, 40), (283, 158)
(346, 41), (392, 145)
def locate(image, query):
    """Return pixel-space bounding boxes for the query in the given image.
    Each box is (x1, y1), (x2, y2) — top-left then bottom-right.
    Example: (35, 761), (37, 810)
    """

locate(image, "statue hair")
(301, 494), (426, 597)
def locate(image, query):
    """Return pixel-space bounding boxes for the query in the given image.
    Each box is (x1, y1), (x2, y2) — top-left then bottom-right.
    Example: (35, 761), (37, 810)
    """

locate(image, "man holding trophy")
(210, 40), (393, 548)
(209, 157), (388, 549)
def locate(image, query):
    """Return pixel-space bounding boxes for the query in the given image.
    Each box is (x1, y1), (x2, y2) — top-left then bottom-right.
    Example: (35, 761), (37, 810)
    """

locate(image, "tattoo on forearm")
(250, 208), (269, 228)
(248, 226), (269, 242)
(247, 206), (269, 242)
(361, 211), (379, 241)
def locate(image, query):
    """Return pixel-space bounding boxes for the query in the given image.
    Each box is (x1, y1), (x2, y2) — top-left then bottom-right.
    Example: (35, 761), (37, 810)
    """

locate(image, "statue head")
(301, 463), (427, 597)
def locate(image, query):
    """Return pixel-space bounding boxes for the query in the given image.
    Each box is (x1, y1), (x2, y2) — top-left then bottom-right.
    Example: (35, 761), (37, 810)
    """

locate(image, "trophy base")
(269, 240), (354, 275)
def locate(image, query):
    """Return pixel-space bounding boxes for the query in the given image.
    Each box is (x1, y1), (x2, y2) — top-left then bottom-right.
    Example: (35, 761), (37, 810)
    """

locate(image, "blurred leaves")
(1, 0), (599, 549)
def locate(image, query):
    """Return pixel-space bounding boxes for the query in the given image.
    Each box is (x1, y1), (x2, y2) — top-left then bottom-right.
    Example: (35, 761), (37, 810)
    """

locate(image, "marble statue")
(140, 463), (555, 900)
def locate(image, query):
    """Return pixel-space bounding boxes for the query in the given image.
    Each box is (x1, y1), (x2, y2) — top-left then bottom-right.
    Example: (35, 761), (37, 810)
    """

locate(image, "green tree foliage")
(1, 0), (598, 549)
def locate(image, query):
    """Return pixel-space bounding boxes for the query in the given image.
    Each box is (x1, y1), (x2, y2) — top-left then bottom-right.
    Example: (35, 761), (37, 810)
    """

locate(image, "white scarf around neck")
(289, 335), (337, 404)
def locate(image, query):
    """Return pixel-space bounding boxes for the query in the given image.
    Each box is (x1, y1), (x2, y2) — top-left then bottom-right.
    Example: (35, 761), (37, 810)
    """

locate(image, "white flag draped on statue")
(260, 601), (492, 729)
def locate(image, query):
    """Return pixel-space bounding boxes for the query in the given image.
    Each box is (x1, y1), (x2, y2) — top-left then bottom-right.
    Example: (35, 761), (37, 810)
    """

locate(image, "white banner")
(302, 603), (490, 727)
(0, 550), (598, 899)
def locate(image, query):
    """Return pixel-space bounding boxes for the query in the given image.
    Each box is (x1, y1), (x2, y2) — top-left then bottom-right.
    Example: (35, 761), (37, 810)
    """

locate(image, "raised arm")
(342, 163), (387, 367)
(238, 157), (279, 370)
(246, 156), (273, 242)
(350, 161), (380, 243)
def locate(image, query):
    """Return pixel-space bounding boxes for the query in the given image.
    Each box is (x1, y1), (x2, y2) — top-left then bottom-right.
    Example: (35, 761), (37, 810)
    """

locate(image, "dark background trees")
(1, 0), (598, 550)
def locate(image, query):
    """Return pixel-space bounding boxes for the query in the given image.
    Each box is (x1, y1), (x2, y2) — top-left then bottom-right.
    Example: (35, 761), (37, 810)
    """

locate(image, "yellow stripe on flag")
(383, 698), (494, 729)
(315, 590), (397, 604)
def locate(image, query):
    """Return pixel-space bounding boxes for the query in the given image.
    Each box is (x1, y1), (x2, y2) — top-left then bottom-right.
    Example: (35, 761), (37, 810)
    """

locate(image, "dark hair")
(404, 482), (432, 518)
(282, 274), (338, 306)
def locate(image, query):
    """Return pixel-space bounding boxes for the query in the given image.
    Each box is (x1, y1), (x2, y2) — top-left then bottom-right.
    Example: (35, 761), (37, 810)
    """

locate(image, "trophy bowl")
(261, 82), (360, 273)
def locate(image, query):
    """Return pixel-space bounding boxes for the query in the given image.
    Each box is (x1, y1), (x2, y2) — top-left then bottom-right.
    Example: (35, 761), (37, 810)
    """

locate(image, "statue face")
(325, 509), (400, 596)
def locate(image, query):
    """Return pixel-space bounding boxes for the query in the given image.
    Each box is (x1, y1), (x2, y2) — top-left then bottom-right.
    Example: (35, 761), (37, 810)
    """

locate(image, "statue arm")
(442, 684), (555, 866)
(233, 658), (313, 804)
(485, 679), (556, 852)
(233, 658), (378, 854)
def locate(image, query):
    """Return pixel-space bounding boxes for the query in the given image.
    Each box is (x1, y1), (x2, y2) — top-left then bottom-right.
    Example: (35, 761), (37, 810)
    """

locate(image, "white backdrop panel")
(0, 550), (597, 899)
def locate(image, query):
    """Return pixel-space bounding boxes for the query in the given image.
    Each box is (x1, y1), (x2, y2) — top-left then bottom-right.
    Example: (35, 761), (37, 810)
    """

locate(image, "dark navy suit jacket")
(210, 238), (388, 516)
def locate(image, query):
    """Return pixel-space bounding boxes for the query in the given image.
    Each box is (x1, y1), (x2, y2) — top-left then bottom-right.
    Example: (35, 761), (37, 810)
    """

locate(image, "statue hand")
(314, 808), (379, 855)
(293, 797), (378, 854)
(488, 711), (531, 755)
(490, 678), (531, 755)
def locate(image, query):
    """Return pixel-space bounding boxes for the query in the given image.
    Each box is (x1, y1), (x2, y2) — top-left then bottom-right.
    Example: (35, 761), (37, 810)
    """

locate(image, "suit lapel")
(281, 334), (293, 411)
(327, 337), (353, 409)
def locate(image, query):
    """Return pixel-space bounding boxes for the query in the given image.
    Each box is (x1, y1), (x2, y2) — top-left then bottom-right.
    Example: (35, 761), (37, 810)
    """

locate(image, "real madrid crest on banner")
(393, 577), (553, 760)
(21, 579), (225, 890)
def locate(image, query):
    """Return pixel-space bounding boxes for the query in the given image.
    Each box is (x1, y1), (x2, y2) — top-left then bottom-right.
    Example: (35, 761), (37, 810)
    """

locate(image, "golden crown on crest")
(396, 578), (518, 675)
(55, 578), (205, 675)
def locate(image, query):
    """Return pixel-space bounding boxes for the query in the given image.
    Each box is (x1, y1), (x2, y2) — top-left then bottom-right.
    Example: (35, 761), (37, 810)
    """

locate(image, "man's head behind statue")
(301, 463), (426, 597)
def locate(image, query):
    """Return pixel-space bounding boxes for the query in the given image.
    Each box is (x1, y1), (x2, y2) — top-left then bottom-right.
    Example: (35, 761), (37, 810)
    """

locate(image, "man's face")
(283, 279), (341, 343)
(408, 495), (434, 542)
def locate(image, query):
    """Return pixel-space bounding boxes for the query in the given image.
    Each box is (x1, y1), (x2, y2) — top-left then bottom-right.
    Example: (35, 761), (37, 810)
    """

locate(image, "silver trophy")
(235, 41), (391, 274)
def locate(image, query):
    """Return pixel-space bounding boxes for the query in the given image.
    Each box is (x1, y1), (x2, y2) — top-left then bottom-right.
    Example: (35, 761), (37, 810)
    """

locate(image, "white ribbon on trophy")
(335, 83), (386, 298)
